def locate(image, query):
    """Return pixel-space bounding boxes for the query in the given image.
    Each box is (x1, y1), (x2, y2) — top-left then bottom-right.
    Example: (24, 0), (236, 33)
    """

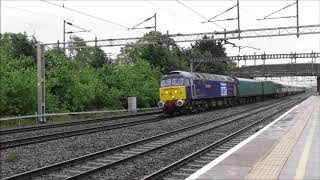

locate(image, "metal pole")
(237, 0), (240, 40)
(63, 20), (66, 53)
(167, 30), (169, 47)
(95, 36), (98, 48)
(317, 76), (320, 93)
(37, 42), (46, 123)
(154, 13), (157, 38)
(296, 0), (299, 37)
(190, 61), (194, 72)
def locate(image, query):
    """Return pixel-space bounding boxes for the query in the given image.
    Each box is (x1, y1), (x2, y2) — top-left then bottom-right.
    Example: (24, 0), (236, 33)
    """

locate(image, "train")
(158, 71), (305, 114)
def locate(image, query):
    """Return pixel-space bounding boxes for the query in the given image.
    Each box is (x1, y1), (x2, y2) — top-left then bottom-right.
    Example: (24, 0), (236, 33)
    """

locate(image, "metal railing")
(0, 107), (160, 122)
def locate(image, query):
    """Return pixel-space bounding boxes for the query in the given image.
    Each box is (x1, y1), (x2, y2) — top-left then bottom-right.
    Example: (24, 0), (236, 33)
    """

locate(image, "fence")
(0, 107), (160, 128)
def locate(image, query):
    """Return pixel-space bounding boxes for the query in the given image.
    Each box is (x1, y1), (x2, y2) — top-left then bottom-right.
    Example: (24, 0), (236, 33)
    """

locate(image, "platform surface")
(186, 95), (320, 180)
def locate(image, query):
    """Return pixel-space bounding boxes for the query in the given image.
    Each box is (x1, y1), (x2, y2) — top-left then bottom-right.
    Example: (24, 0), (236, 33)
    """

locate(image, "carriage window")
(172, 78), (184, 86)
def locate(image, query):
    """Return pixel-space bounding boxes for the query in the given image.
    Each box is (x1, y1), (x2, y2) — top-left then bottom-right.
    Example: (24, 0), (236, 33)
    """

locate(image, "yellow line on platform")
(294, 105), (318, 180)
(245, 99), (314, 180)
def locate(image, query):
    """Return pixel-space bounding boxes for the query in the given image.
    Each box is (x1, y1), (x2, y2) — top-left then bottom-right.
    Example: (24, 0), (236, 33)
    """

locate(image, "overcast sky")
(1, 0), (320, 64)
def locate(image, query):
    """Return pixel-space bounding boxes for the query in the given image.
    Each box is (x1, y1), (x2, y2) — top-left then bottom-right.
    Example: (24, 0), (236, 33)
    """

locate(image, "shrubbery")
(0, 32), (232, 116)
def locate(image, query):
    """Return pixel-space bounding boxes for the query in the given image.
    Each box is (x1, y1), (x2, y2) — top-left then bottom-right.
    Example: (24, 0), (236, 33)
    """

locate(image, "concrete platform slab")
(185, 95), (320, 180)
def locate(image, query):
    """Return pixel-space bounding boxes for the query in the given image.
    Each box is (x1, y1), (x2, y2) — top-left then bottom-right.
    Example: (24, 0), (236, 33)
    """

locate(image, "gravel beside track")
(0, 95), (306, 179)
(0, 113), (162, 141)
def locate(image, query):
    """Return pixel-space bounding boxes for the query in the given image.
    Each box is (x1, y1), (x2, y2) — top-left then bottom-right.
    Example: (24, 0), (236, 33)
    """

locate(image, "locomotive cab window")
(160, 80), (166, 87)
(160, 79), (172, 87)
(172, 78), (184, 86)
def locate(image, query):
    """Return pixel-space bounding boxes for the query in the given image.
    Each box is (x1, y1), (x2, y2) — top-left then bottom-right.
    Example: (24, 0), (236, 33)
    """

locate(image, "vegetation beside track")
(0, 32), (234, 118)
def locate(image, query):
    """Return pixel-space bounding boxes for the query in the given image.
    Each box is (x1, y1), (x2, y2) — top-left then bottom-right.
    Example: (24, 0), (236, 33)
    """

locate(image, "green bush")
(0, 32), (231, 117)
(0, 53), (37, 115)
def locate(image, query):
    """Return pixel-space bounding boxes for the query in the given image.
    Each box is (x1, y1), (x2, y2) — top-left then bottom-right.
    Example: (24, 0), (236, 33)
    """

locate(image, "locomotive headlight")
(175, 90), (177, 93)
(166, 91), (168, 94)
(176, 100), (184, 107)
(158, 101), (164, 108)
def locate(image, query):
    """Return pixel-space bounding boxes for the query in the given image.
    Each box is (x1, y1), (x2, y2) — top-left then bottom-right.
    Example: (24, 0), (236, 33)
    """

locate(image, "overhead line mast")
(257, 0), (299, 37)
(63, 20), (90, 53)
(129, 13), (157, 37)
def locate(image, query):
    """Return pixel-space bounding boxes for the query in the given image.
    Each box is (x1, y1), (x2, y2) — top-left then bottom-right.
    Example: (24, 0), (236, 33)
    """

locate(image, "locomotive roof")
(165, 71), (234, 82)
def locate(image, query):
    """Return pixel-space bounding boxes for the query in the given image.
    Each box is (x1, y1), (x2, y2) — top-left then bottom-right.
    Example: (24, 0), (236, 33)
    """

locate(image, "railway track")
(2, 96), (304, 180)
(0, 113), (165, 150)
(0, 96), (299, 150)
(0, 110), (162, 136)
(141, 97), (307, 180)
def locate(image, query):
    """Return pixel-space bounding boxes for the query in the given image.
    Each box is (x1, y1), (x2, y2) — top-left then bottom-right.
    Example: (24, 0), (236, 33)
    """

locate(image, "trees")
(184, 35), (236, 75)
(0, 32), (37, 59)
(0, 33), (38, 115)
(0, 53), (37, 115)
(95, 60), (161, 109)
(0, 32), (235, 116)
(68, 36), (110, 68)
(118, 31), (188, 73)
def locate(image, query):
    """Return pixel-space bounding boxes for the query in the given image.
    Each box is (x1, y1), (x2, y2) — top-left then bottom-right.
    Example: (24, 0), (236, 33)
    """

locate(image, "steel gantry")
(44, 24), (320, 48)
(191, 52), (320, 63)
(190, 52), (320, 72)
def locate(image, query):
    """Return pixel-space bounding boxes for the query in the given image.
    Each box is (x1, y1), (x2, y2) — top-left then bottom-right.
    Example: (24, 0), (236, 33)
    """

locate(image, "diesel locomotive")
(158, 71), (305, 114)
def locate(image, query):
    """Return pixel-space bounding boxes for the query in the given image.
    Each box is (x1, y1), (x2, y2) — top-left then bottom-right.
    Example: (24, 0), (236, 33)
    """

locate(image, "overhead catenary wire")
(41, 0), (144, 34)
(129, 14), (156, 30)
(174, 0), (261, 53)
(207, 4), (238, 21)
(257, 1), (297, 21)
(3, 5), (74, 21)
(175, 0), (225, 30)
(65, 21), (89, 32)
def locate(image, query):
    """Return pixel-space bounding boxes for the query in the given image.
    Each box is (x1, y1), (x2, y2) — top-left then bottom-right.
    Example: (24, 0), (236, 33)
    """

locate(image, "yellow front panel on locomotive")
(159, 86), (186, 102)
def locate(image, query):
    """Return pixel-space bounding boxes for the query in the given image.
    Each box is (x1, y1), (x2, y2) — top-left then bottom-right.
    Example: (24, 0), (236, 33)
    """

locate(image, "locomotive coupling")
(158, 101), (165, 108)
(176, 100), (184, 107)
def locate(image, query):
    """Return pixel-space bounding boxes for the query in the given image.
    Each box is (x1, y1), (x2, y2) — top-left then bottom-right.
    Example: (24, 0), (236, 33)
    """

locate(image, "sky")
(1, 0), (320, 66)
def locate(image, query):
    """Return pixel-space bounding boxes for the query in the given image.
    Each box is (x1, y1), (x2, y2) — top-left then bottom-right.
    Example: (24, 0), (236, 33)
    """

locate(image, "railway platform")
(186, 95), (320, 180)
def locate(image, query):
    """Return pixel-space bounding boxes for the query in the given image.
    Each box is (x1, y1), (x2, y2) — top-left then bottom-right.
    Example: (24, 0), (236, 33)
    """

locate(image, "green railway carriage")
(234, 78), (263, 97)
(272, 82), (284, 96)
(262, 81), (276, 95)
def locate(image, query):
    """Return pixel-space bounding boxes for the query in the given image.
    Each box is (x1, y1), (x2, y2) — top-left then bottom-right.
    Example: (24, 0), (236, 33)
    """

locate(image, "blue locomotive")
(158, 71), (305, 114)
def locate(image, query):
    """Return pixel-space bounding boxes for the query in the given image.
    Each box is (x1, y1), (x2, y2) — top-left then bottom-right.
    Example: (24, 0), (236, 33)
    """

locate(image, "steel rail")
(0, 113), (165, 150)
(141, 97), (307, 180)
(36, 96), (302, 180)
(0, 97), (298, 150)
(1, 97), (299, 180)
(0, 110), (162, 135)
